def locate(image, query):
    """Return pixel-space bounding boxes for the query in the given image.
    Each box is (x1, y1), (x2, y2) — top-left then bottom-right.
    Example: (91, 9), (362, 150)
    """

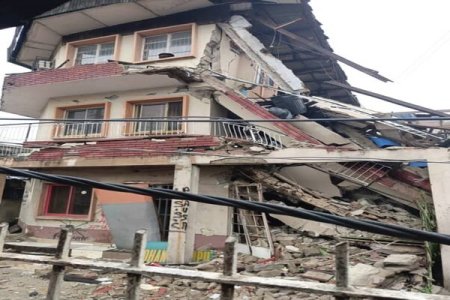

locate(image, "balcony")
(0, 119), (286, 158)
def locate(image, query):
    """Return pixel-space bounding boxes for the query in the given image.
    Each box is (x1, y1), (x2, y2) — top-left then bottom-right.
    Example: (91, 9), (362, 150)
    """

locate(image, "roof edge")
(7, 24), (33, 69)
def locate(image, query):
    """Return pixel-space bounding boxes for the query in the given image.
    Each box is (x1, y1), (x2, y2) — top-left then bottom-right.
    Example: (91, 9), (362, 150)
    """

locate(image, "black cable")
(15, 168), (425, 241)
(1, 166), (449, 245)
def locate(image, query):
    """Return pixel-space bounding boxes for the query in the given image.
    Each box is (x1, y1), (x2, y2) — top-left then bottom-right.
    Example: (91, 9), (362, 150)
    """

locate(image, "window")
(255, 67), (275, 87)
(134, 24), (195, 62)
(42, 185), (93, 217)
(54, 103), (110, 139)
(75, 42), (115, 65)
(125, 97), (186, 135)
(65, 35), (119, 67)
(151, 184), (173, 241)
(142, 31), (191, 60)
(134, 101), (182, 133)
(249, 67), (277, 99)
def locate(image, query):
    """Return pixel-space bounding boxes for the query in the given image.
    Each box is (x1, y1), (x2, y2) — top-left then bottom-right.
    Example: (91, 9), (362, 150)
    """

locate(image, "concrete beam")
(167, 156), (200, 264)
(192, 147), (450, 165)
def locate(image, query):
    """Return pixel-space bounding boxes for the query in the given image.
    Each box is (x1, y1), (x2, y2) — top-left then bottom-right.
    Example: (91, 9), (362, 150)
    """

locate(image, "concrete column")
(167, 157), (199, 264)
(428, 161), (450, 289)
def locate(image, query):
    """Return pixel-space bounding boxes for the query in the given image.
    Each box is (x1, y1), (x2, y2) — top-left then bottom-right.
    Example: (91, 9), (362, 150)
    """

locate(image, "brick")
(4, 63), (123, 88)
(27, 136), (221, 161)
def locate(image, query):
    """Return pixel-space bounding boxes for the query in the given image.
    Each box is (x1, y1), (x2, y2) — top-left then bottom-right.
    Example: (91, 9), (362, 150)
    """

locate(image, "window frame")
(249, 66), (278, 99)
(124, 96), (188, 135)
(53, 102), (111, 140)
(133, 23), (196, 63)
(38, 183), (95, 220)
(65, 35), (120, 67)
(74, 42), (115, 65)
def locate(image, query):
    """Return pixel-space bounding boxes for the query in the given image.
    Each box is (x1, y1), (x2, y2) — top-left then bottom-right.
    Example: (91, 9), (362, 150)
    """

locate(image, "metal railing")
(0, 119), (285, 152)
(0, 224), (445, 300)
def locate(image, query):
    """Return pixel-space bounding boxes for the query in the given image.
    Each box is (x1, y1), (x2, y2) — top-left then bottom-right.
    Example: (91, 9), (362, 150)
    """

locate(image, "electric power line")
(0, 166), (449, 245)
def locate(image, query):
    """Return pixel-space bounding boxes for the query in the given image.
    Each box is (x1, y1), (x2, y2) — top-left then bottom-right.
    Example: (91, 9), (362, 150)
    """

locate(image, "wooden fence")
(0, 223), (448, 300)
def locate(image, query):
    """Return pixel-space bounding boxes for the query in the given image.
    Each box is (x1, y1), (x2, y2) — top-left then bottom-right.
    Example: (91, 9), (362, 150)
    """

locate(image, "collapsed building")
(1, 0), (450, 295)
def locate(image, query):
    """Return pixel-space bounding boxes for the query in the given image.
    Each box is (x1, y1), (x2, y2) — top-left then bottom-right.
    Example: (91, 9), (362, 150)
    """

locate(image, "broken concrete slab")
(224, 15), (306, 92)
(300, 270), (333, 282)
(369, 243), (424, 255)
(270, 214), (344, 237)
(349, 263), (395, 287)
(383, 254), (420, 267)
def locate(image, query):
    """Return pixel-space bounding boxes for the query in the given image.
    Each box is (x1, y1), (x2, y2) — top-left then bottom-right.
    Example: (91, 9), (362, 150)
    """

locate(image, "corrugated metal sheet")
(38, 0), (135, 18)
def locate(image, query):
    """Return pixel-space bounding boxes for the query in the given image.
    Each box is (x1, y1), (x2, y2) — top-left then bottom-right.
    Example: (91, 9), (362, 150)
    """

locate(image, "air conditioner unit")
(37, 60), (53, 70)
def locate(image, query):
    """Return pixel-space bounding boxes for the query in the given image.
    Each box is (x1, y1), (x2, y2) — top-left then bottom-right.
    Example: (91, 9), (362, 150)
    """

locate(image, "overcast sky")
(0, 0), (449, 115)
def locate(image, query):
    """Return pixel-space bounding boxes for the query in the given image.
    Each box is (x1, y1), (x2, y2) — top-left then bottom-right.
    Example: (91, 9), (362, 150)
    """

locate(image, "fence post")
(221, 236), (237, 300)
(0, 222), (9, 253)
(126, 229), (147, 300)
(335, 241), (350, 300)
(46, 227), (73, 300)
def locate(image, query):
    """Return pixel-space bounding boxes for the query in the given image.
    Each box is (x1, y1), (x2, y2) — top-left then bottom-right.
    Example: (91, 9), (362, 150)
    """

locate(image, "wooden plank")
(126, 229), (147, 300)
(1, 252), (448, 300)
(335, 242), (349, 300)
(46, 227), (73, 300)
(0, 223), (8, 253)
(221, 236), (237, 300)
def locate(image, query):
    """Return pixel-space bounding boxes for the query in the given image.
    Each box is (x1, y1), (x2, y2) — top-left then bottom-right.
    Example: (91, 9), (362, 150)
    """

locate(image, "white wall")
(54, 24), (216, 69)
(35, 87), (215, 140)
(196, 166), (231, 236)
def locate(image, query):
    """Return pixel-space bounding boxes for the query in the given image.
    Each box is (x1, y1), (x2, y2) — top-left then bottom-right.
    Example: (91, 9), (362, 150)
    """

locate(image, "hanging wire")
(1, 166), (450, 245)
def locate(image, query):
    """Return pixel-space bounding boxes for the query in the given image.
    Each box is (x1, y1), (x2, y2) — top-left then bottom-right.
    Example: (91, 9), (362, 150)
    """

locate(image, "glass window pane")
(65, 109), (86, 136)
(143, 35), (167, 60)
(167, 102), (182, 117)
(98, 42), (115, 63)
(135, 103), (165, 132)
(85, 108), (105, 134)
(167, 102), (182, 131)
(86, 107), (105, 119)
(64, 107), (104, 136)
(75, 45), (97, 65)
(139, 104), (165, 118)
(169, 31), (191, 56)
(47, 186), (70, 214)
(70, 187), (92, 215)
(66, 109), (86, 120)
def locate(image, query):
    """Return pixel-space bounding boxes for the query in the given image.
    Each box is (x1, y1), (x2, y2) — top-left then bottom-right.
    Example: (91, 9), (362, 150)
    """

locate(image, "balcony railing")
(0, 119), (285, 156)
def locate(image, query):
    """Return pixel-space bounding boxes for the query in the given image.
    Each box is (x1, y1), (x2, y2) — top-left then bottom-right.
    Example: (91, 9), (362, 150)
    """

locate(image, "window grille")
(142, 31), (191, 60)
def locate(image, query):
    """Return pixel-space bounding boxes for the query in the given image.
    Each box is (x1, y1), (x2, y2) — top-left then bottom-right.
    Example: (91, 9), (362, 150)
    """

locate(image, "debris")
(257, 269), (284, 277)
(63, 271), (112, 285)
(349, 263), (394, 287)
(28, 291), (38, 297)
(195, 281), (209, 290)
(251, 263), (285, 272)
(139, 283), (160, 291)
(195, 258), (223, 272)
(369, 243), (424, 255)
(300, 271), (333, 282)
(285, 245), (300, 253)
(383, 254), (420, 266)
